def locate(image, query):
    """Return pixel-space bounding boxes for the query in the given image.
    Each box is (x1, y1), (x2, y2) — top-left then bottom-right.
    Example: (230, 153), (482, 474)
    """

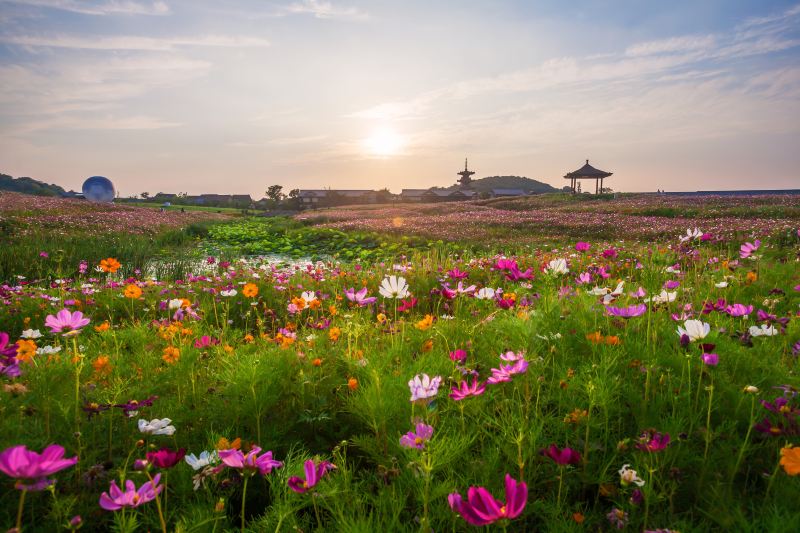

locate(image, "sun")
(363, 127), (404, 157)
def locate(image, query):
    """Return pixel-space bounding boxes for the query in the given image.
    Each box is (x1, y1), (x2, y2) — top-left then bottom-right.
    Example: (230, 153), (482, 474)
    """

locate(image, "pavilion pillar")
(595, 179), (599, 194)
(600, 178), (604, 193)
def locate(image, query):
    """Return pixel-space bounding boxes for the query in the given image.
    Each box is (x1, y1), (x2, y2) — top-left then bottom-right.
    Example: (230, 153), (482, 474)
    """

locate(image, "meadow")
(1, 193), (799, 532)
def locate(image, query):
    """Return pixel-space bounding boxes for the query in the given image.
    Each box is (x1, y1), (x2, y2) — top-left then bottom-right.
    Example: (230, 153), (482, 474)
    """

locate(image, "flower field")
(1, 197), (800, 532)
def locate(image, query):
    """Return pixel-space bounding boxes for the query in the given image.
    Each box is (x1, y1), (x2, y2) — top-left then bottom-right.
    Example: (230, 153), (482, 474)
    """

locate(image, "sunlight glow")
(363, 127), (404, 156)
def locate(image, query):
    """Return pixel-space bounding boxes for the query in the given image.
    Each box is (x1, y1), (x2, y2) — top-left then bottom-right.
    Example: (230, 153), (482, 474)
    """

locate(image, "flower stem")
(145, 471), (168, 533)
(732, 395), (756, 482)
(240, 474), (249, 533)
(16, 489), (27, 532)
(312, 492), (323, 530)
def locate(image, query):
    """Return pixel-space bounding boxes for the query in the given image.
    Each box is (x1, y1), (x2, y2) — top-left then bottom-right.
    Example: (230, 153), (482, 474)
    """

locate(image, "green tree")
(266, 185), (285, 203)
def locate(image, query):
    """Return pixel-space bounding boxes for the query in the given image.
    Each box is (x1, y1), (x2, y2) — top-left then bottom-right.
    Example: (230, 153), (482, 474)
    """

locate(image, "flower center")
(499, 505), (507, 516)
(414, 437), (423, 445)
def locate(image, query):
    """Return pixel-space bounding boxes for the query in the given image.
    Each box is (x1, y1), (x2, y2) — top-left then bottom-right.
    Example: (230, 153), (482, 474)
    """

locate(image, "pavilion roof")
(564, 160), (613, 179)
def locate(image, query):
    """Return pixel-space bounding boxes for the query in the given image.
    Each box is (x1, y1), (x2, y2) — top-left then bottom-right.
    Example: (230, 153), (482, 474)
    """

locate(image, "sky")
(1, 0), (799, 197)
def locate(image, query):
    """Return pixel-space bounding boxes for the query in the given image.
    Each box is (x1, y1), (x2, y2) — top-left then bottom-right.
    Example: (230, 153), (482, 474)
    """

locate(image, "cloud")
(625, 35), (715, 57)
(0, 33), (270, 50)
(283, 0), (367, 20)
(1, 0), (170, 16)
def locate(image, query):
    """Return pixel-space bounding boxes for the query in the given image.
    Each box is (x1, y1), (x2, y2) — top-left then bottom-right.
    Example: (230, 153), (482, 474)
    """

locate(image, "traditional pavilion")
(564, 160), (613, 194)
(457, 158), (475, 188)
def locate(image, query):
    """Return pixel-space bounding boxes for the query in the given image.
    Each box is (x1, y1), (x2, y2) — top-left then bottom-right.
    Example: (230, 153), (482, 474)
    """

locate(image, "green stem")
(312, 493), (322, 531)
(703, 383), (714, 462)
(16, 489), (27, 532)
(145, 471), (167, 533)
(241, 474), (249, 533)
(732, 395), (757, 481)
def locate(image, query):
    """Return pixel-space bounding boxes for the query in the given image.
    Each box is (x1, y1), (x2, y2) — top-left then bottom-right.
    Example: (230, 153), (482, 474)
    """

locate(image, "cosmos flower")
(408, 374), (442, 402)
(287, 459), (335, 493)
(739, 240), (760, 259)
(399, 423), (434, 449)
(725, 303), (753, 317)
(679, 228), (703, 242)
(677, 320), (710, 342)
(185, 451), (219, 471)
(44, 309), (91, 336)
(449, 377), (486, 401)
(344, 287), (376, 306)
(448, 474), (527, 526)
(605, 304), (647, 318)
(146, 448), (186, 469)
(474, 287), (496, 300)
(618, 464), (645, 486)
(138, 418), (176, 436)
(99, 475), (162, 511)
(379, 276), (410, 299)
(749, 324), (779, 337)
(575, 241), (591, 252)
(219, 447), (282, 476)
(541, 445), (581, 465)
(544, 258), (569, 275)
(0, 444), (78, 491)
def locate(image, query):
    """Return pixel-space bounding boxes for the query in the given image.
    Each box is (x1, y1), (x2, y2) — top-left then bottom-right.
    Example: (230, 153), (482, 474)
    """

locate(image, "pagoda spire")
(457, 157), (475, 188)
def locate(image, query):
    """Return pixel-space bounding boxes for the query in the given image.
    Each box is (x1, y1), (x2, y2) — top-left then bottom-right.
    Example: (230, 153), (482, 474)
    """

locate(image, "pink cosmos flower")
(739, 240), (760, 259)
(701, 353), (719, 366)
(487, 359), (528, 384)
(575, 242), (591, 252)
(449, 349), (468, 363)
(218, 447), (283, 476)
(725, 303), (753, 317)
(0, 444), (78, 491)
(409, 374), (442, 402)
(0, 332), (21, 378)
(635, 430), (670, 452)
(541, 444), (581, 465)
(99, 475), (163, 510)
(287, 459), (335, 493)
(575, 272), (592, 285)
(344, 287), (376, 306)
(449, 377), (487, 401)
(399, 423), (434, 449)
(605, 304), (647, 318)
(447, 267), (470, 280)
(44, 309), (91, 335)
(448, 474), (527, 526)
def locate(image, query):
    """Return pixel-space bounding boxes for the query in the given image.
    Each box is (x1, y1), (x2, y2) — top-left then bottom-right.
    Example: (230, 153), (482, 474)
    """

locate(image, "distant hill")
(437, 175), (557, 193)
(0, 173), (68, 196)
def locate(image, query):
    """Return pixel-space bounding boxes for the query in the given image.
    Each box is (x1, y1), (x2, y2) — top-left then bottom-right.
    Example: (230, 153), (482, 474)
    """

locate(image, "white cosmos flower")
(168, 298), (183, 309)
(679, 228), (703, 243)
(220, 289), (237, 297)
(677, 319), (710, 341)
(618, 464), (645, 487)
(715, 281), (728, 288)
(138, 418), (176, 436)
(749, 324), (778, 337)
(185, 450), (219, 470)
(21, 329), (42, 339)
(36, 345), (61, 355)
(645, 290), (677, 304)
(474, 287), (496, 300)
(587, 286), (610, 296)
(544, 258), (569, 275)
(379, 276), (410, 299)
(300, 291), (317, 304)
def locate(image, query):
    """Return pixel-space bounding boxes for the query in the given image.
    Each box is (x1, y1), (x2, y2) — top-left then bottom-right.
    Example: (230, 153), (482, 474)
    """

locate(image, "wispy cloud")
(283, 0), (367, 20)
(0, 33), (270, 50)
(1, 0), (170, 16)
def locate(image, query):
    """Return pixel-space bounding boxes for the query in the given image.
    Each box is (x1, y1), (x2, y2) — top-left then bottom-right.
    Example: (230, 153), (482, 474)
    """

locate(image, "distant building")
(298, 189), (379, 208)
(488, 188), (529, 198)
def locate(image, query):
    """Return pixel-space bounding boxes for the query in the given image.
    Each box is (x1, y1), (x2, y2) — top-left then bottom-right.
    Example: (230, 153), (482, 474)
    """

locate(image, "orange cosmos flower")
(308, 299), (322, 310)
(745, 271), (758, 284)
(123, 284), (142, 299)
(416, 314), (434, 331)
(291, 297), (307, 310)
(329, 327), (341, 342)
(99, 257), (121, 273)
(162, 346), (180, 364)
(243, 334), (254, 343)
(16, 339), (37, 363)
(328, 305), (338, 316)
(780, 446), (800, 476)
(92, 355), (112, 378)
(217, 437), (242, 451)
(347, 377), (358, 391)
(420, 339), (434, 352)
(242, 283), (259, 298)
(312, 357), (323, 366)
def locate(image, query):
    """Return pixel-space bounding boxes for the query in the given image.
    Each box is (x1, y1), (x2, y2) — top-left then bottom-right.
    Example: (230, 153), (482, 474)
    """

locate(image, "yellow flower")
(780, 446), (800, 476)
(376, 313), (387, 324)
(123, 284), (142, 299)
(415, 314), (434, 331)
(242, 283), (259, 298)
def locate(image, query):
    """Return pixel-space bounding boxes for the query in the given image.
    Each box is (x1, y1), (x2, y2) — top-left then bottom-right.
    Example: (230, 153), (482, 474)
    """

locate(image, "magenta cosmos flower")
(219, 447), (282, 476)
(635, 431), (671, 452)
(0, 332), (21, 378)
(448, 474), (527, 526)
(99, 475), (163, 510)
(450, 377), (487, 401)
(399, 422), (434, 449)
(0, 444), (78, 491)
(604, 304), (647, 318)
(542, 445), (581, 465)
(146, 447), (186, 469)
(575, 241), (591, 252)
(288, 459), (335, 493)
(44, 309), (90, 336)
